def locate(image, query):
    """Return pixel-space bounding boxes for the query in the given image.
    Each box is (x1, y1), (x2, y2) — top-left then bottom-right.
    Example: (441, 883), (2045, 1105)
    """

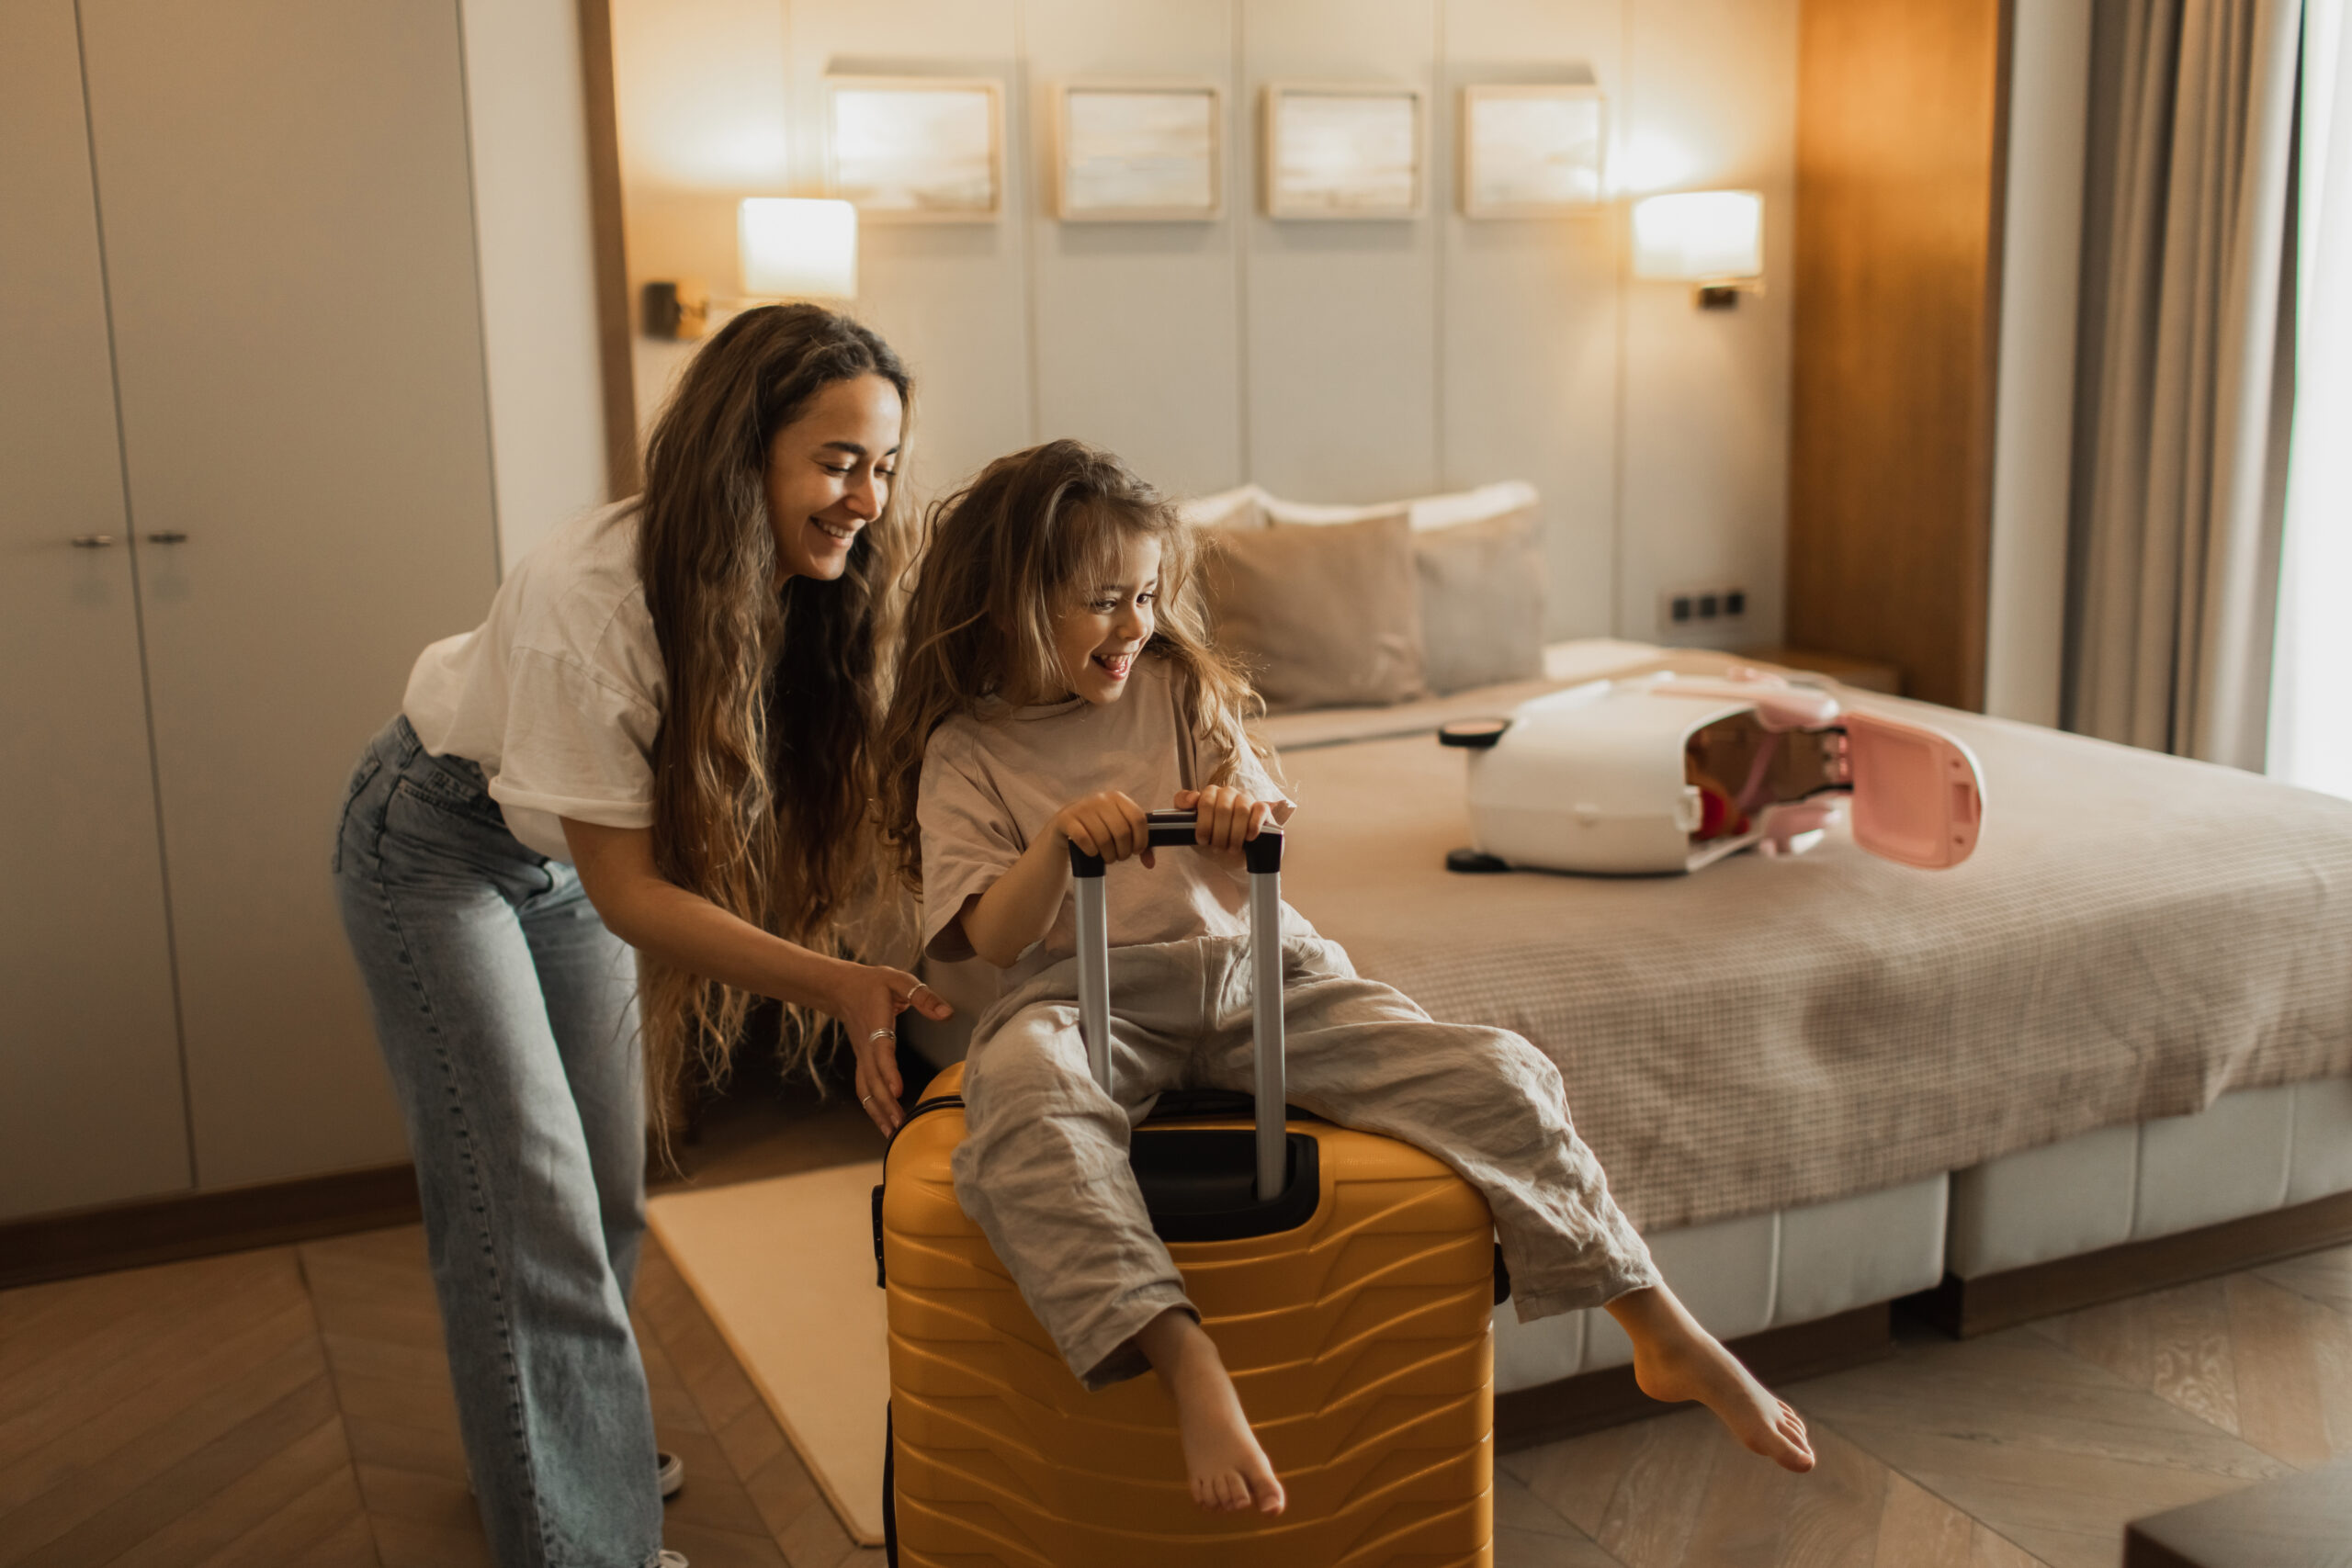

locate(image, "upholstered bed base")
(1487, 1076), (2352, 1425)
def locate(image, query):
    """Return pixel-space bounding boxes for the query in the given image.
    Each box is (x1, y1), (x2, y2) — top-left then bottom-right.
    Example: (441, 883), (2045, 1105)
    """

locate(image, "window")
(2269, 0), (2352, 797)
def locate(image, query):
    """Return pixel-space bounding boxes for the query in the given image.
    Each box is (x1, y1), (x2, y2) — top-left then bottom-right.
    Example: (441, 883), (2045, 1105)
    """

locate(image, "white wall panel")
(1614, 0), (1797, 647)
(610, 0), (793, 435)
(460, 0), (612, 570)
(1442, 0), (1623, 635)
(1023, 0), (1246, 498)
(1985, 0), (2093, 726)
(614, 0), (1801, 637)
(788, 3), (1035, 502)
(1241, 0), (1443, 502)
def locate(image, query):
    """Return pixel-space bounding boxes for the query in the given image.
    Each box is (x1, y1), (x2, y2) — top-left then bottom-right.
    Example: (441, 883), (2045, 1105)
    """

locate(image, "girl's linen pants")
(952, 931), (1661, 1391)
(334, 715), (662, 1568)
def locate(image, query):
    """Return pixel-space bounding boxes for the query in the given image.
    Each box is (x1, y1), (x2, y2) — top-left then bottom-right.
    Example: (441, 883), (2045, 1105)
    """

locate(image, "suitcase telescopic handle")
(1064, 809), (1285, 874)
(1067, 808), (1288, 1201)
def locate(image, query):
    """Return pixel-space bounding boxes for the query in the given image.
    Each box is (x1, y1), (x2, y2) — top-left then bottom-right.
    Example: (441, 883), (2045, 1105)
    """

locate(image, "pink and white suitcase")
(1438, 669), (1986, 874)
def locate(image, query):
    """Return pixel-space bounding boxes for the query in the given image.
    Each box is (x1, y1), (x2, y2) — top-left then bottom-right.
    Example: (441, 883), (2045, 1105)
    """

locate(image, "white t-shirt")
(916, 653), (1306, 987)
(402, 502), (665, 862)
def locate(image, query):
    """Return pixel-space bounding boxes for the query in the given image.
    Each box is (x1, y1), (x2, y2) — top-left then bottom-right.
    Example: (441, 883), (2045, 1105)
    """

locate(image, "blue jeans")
(334, 716), (662, 1568)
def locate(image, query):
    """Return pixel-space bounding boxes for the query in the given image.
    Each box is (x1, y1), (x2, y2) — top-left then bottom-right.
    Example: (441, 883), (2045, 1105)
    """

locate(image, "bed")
(1250, 640), (2352, 1423)
(899, 607), (2352, 1436)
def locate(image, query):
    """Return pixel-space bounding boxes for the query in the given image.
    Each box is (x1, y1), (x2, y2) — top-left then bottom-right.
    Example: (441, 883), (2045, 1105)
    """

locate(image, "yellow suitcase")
(875, 812), (1500, 1566)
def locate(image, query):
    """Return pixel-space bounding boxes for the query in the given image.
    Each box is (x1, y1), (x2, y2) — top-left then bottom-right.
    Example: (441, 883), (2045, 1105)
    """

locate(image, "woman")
(334, 305), (949, 1568)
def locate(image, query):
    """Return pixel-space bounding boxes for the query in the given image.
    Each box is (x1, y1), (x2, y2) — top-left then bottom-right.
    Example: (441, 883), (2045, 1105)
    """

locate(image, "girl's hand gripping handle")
(1170, 785), (1274, 867)
(1052, 789), (1156, 871)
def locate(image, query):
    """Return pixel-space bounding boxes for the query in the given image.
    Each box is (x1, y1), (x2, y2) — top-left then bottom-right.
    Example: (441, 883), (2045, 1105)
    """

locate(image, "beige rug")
(647, 1161), (890, 1546)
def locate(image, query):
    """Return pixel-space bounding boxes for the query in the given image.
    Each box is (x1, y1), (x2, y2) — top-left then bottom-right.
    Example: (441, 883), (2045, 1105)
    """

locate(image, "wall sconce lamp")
(1632, 190), (1764, 309)
(740, 197), (857, 299)
(642, 197), (860, 341)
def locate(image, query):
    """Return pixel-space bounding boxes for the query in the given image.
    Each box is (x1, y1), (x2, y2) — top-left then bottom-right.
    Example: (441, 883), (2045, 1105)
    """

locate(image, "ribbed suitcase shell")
(882, 1061), (1497, 1567)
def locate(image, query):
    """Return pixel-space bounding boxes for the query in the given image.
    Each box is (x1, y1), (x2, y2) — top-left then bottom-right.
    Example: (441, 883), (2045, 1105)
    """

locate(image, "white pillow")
(1172, 483), (1267, 531)
(1403, 479), (1540, 533)
(1261, 479), (1540, 533)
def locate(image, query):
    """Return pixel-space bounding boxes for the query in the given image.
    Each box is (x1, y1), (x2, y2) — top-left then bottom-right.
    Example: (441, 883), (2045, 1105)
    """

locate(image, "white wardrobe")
(1, 0), (608, 1221)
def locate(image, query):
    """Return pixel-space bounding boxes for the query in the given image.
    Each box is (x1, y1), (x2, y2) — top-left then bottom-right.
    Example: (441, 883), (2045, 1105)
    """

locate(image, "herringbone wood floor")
(6, 1108), (2349, 1567)
(1496, 1246), (2352, 1568)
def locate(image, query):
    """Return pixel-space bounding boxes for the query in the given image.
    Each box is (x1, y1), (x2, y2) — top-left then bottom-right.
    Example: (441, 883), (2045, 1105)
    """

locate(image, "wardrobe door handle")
(146, 531), (189, 544)
(70, 534), (118, 548)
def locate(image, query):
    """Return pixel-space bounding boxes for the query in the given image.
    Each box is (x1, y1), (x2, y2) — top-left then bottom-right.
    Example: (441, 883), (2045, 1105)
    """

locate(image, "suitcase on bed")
(875, 811), (1502, 1566)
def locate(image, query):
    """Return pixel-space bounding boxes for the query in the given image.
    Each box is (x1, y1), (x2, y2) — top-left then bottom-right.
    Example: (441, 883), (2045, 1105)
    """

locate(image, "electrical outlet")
(1657, 584), (1750, 643)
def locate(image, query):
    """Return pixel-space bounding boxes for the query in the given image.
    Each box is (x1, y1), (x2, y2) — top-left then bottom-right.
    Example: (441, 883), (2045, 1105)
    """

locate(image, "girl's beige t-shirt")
(917, 653), (1305, 985)
(401, 502), (665, 862)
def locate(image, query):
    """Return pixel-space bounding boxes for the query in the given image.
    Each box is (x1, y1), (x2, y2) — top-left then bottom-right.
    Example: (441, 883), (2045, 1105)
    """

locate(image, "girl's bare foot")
(1605, 1285), (1815, 1472)
(1134, 1309), (1287, 1515)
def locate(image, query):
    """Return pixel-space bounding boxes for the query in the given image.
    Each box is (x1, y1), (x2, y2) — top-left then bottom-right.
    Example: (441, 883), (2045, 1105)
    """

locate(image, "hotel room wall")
(1985, 0), (2093, 728)
(458, 0), (612, 571)
(613, 0), (1799, 643)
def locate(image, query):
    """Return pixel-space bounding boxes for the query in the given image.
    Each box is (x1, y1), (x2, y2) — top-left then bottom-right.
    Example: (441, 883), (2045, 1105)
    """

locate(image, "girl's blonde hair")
(876, 438), (1264, 887)
(636, 303), (912, 1137)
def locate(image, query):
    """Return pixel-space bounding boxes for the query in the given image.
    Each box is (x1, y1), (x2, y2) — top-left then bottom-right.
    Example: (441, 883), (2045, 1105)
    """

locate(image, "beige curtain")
(2068, 0), (2302, 767)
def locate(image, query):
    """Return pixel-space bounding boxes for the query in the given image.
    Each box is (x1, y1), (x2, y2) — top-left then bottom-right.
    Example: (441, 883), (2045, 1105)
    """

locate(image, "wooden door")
(78, 0), (503, 1187)
(1787, 0), (2009, 711)
(0, 0), (193, 1218)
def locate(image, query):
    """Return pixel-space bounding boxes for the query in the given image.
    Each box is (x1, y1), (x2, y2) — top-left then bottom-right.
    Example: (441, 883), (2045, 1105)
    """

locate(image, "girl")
(876, 439), (1815, 1517)
(335, 305), (950, 1568)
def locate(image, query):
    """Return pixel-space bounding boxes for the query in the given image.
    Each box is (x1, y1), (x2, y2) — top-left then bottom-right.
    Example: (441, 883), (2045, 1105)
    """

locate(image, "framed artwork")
(825, 77), (1003, 222)
(1461, 84), (1607, 218)
(1054, 82), (1222, 221)
(1261, 82), (1424, 220)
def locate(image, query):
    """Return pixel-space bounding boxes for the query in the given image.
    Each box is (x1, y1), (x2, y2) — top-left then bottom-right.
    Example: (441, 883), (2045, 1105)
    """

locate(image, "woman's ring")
(860, 1094), (874, 1106)
(867, 1027), (896, 1044)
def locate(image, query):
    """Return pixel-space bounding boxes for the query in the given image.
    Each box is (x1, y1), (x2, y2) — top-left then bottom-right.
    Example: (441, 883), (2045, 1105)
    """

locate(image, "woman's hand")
(1050, 789), (1156, 869)
(561, 820), (955, 1136)
(1172, 785), (1272, 867)
(823, 962), (954, 1136)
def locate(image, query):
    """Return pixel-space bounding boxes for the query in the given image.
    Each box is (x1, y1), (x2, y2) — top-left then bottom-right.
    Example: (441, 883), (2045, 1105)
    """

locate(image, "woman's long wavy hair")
(637, 304), (911, 1134)
(876, 438), (1265, 888)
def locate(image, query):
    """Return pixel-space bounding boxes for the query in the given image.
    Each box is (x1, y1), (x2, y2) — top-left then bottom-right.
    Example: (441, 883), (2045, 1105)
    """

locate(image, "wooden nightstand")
(1739, 646), (1904, 696)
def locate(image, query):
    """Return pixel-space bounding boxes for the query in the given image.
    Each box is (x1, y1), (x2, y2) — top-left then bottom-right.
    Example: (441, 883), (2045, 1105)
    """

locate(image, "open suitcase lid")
(1580, 667), (1984, 869)
(1612, 671), (1987, 869)
(1838, 709), (1985, 869)
(1444, 672), (1989, 873)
